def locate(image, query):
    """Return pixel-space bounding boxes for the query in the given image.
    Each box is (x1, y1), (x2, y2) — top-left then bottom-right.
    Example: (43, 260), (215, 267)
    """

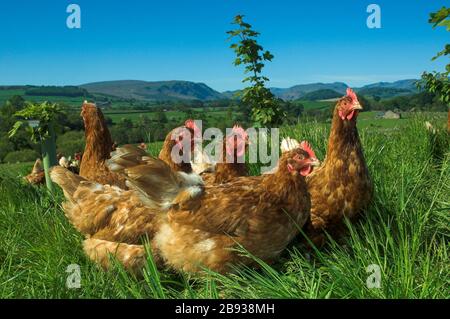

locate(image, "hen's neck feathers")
(159, 133), (192, 173)
(82, 109), (113, 164)
(214, 138), (248, 182)
(326, 108), (362, 161)
(262, 155), (309, 200)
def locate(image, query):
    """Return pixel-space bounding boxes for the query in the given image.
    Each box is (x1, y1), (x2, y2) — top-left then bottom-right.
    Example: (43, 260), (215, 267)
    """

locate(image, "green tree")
(227, 15), (285, 126)
(419, 7), (450, 105)
(154, 111), (167, 124)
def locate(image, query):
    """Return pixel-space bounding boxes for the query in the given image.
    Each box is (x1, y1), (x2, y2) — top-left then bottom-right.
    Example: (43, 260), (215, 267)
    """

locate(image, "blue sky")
(0, 0), (448, 91)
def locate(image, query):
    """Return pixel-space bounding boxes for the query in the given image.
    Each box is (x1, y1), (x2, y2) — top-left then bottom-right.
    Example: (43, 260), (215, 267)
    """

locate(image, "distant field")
(104, 109), (242, 124)
(0, 88), (139, 109)
(291, 100), (332, 110)
(0, 89), (87, 106)
(357, 111), (447, 129)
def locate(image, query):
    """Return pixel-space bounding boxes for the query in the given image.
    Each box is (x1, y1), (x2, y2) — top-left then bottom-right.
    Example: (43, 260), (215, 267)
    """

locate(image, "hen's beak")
(353, 102), (363, 110)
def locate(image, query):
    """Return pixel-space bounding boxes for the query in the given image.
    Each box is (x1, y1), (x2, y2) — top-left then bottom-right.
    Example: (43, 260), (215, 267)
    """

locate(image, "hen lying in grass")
(52, 140), (318, 275)
(24, 159), (45, 185)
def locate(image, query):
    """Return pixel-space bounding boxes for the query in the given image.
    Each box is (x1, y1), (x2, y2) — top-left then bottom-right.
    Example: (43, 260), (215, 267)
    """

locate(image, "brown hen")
(68, 145), (318, 275)
(198, 125), (249, 185)
(304, 88), (373, 246)
(24, 159), (45, 185)
(158, 119), (197, 173)
(78, 101), (127, 189)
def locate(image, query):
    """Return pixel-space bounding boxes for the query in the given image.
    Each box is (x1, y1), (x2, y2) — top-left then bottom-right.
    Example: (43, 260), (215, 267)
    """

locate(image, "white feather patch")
(195, 239), (216, 252)
(186, 186), (203, 198)
(178, 172), (204, 186)
(280, 137), (300, 153)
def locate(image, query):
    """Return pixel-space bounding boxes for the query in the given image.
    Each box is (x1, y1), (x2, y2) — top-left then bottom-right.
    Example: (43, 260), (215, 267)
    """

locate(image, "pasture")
(0, 115), (448, 298)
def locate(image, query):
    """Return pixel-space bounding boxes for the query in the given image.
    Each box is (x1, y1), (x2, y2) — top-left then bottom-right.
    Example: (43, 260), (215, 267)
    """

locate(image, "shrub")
(56, 131), (85, 157)
(0, 137), (15, 162)
(4, 149), (40, 163)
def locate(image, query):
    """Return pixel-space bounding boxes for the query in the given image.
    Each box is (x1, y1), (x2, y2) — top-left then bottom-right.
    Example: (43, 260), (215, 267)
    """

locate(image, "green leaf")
(8, 121), (24, 139)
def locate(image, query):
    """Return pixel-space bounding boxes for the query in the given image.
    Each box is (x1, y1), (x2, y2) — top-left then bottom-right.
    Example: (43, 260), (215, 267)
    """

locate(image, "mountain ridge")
(3, 79), (417, 102)
(80, 80), (223, 101)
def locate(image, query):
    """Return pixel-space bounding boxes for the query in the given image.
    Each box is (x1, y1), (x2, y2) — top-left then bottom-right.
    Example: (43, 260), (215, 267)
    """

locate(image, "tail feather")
(50, 166), (86, 201)
(107, 144), (204, 210)
(107, 144), (150, 174)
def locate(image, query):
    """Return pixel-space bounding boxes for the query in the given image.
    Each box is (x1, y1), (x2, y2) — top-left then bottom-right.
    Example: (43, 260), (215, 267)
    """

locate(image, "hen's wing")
(83, 238), (148, 276)
(167, 176), (266, 236)
(51, 166), (157, 240)
(107, 144), (204, 210)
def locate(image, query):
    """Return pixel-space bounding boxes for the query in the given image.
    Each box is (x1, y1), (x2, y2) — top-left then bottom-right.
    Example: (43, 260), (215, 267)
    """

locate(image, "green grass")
(0, 116), (449, 298)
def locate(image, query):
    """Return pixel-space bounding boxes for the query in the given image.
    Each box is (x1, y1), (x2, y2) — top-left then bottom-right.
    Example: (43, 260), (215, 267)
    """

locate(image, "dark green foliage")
(280, 101), (304, 123)
(24, 86), (88, 98)
(56, 131), (85, 157)
(358, 95), (372, 111)
(3, 149), (39, 163)
(373, 92), (447, 111)
(0, 137), (15, 163)
(357, 87), (413, 99)
(419, 7), (450, 105)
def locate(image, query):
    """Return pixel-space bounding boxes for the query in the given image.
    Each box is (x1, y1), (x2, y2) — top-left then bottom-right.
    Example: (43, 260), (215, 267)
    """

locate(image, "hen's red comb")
(300, 141), (316, 159)
(346, 88), (358, 102)
(185, 119), (195, 129)
(184, 119), (201, 138)
(232, 125), (248, 139)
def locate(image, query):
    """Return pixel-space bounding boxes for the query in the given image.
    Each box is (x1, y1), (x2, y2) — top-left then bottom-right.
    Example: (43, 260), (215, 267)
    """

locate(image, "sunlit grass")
(0, 116), (448, 298)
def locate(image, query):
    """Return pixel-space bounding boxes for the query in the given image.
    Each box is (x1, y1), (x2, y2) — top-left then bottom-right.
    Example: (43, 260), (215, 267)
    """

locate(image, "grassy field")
(0, 89), (87, 107)
(104, 109), (239, 124)
(0, 115), (448, 298)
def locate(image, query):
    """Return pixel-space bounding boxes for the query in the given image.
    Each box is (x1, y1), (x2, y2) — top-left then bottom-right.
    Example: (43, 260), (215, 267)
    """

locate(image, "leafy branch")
(419, 7), (450, 105)
(9, 101), (64, 143)
(227, 15), (285, 126)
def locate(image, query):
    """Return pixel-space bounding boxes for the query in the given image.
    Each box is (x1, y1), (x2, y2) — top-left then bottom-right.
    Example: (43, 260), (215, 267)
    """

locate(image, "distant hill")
(80, 80), (223, 101)
(358, 79), (418, 91)
(221, 90), (241, 100)
(270, 82), (348, 100)
(301, 89), (342, 101)
(356, 87), (413, 98)
(0, 79), (420, 105)
(356, 79), (418, 98)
